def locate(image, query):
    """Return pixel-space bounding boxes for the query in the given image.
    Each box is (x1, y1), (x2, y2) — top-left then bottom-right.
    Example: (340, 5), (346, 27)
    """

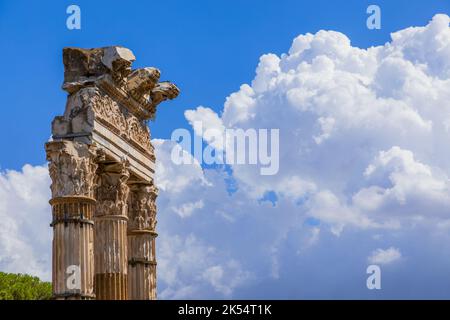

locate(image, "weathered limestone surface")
(46, 140), (98, 299)
(94, 161), (130, 300)
(55, 46), (179, 182)
(45, 46), (178, 300)
(46, 140), (98, 198)
(127, 182), (158, 300)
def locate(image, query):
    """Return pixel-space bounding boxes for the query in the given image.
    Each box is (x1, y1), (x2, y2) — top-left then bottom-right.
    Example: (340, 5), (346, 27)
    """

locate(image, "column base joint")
(128, 258), (157, 267)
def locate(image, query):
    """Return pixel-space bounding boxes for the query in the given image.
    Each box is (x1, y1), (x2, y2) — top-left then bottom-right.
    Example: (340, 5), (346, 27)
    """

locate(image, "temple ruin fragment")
(45, 46), (179, 300)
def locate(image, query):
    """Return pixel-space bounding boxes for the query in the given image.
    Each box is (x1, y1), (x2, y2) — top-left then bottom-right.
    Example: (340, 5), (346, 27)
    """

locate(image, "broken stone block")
(101, 46), (136, 82)
(63, 47), (108, 83)
(52, 116), (70, 137)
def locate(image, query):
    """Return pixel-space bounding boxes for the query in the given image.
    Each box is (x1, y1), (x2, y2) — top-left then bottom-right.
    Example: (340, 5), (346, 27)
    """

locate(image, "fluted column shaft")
(127, 182), (158, 300)
(46, 140), (97, 300)
(94, 161), (130, 300)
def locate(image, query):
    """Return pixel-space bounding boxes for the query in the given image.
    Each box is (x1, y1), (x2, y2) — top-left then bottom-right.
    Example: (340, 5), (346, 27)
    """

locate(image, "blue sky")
(2, 1), (450, 299)
(0, 0), (449, 170)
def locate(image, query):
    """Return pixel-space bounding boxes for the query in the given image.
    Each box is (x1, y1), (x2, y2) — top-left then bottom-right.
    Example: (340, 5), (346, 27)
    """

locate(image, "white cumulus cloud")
(185, 13), (450, 233)
(0, 164), (51, 280)
(368, 247), (402, 265)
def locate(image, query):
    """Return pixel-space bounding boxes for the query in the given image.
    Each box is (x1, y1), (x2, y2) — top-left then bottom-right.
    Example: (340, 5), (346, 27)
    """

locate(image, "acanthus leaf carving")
(75, 87), (152, 151)
(128, 183), (158, 232)
(45, 140), (98, 198)
(95, 161), (130, 217)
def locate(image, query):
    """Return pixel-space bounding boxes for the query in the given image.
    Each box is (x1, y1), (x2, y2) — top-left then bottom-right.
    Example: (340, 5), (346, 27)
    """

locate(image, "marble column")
(45, 140), (97, 300)
(127, 182), (158, 300)
(94, 161), (130, 300)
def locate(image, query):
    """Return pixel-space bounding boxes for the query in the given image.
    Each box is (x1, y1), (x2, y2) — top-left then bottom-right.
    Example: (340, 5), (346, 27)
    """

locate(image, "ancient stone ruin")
(45, 46), (179, 300)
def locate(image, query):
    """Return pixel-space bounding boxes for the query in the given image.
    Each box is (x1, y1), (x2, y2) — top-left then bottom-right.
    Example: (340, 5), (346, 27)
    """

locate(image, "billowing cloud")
(185, 13), (450, 232)
(0, 165), (51, 280)
(368, 247), (402, 265)
(159, 14), (450, 298)
(157, 234), (250, 299)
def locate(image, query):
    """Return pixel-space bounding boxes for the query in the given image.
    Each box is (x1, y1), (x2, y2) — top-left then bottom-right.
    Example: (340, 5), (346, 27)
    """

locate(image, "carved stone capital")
(128, 182), (158, 232)
(45, 140), (98, 198)
(95, 161), (130, 217)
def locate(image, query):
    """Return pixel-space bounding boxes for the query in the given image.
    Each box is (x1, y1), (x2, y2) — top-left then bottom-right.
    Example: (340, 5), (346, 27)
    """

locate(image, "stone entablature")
(51, 46), (179, 182)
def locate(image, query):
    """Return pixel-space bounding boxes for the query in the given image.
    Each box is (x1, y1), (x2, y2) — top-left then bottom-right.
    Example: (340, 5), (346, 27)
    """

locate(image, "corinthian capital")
(128, 182), (158, 232)
(95, 161), (130, 217)
(45, 141), (98, 198)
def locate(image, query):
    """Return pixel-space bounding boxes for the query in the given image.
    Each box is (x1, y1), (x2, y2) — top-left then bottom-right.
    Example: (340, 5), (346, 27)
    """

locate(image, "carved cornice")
(62, 46), (179, 121)
(51, 46), (177, 183)
(54, 86), (155, 157)
(88, 86), (154, 154)
(97, 75), (153, 120)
